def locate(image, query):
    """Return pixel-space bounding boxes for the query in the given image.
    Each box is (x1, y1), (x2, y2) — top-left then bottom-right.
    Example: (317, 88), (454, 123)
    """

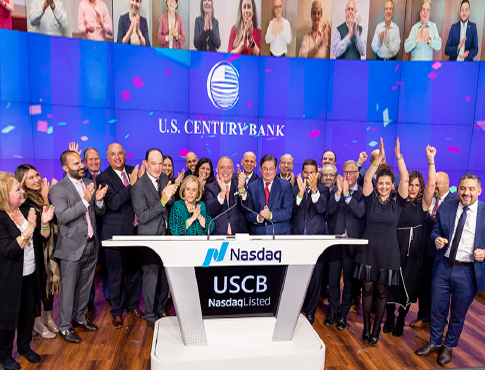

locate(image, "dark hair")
(375, 164), (395, 186)
(194, 157), (215, 184)
(145, 148), (163, 161)
(460, 173), (481, 188)
(60, 150), (78, 166)
(461, 0), (470, 9)
(322, 150), (336, 163)
(15, 164), (44, 211)
(260, 154), (277, 168)
(407, 171), (425, 207)
(302, 159), (318, 173)
(83, 147), (100, 161)
(200, 0), (214, 18)
(162, 155), (174, 183)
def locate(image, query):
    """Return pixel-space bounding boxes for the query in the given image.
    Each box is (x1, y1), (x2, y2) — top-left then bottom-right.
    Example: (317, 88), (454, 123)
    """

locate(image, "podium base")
(151, 315), (325, 370)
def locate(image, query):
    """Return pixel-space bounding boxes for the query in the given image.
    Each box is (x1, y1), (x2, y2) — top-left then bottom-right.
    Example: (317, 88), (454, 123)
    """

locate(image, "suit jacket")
(445, 21), (478, 61)
(50, 176), (105, 261)
(244, 172), (260, 190)
(97, 165), (136, 239)
(431, 198), (485, 292)
(204, 175), (247, 235)
(194, 16), (220, 51)
(290, 183), (329, 235)
(244, 176), (293, 235)
(326, 185), (366, 246)
(357, 166), (400, 191)
(157, 12), (185, 48)
(117, 12), (151, 46)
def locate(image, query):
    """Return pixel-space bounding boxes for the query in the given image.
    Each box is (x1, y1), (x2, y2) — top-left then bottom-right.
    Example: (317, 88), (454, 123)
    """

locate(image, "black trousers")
(417, 258), (433, 322)
(0, 273), (36, 358)
(305, 253), (325, 317)
(327, 245), (354, 315)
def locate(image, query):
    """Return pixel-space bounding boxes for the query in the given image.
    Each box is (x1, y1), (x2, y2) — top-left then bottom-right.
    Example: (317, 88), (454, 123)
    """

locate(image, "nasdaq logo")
(202, 241), (229, 268)
(207, 61), (239, 110)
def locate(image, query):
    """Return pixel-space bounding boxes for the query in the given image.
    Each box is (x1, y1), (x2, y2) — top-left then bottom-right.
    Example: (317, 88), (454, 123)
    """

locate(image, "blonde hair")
(179, 175), (203, 202)
(0, 172), (16, 211)
(233, 0), (258, 49)
(421, 0), (431, 10)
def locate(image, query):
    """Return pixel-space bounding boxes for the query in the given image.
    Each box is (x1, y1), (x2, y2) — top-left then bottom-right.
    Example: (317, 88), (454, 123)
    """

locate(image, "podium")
(102, 234), (367, 370)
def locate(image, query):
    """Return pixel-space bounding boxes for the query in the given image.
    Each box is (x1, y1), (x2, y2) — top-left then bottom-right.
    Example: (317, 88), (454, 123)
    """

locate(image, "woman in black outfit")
(193, 0), (221, 51)
(384, 146), (436, 336)
(353, 137), (409, 345)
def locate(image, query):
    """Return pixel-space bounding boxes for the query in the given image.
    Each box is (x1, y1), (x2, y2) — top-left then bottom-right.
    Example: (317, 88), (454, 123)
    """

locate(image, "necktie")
(156, 178), (162, 198)
(264, 182), (270, 206)
(76, 180), (94, 238)
(122, 171), (138, 223)
(432, 197), (441, 214)
(245, 176), (249, 186)
(305, 187), (310, 200)
(226, 184), (232, 235)
(448, 207), (469, 267)
(93, 173), (97, 184)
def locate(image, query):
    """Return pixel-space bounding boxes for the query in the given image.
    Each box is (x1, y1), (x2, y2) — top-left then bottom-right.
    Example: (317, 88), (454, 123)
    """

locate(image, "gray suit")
(51, 176), (105, 331)
(132, 172), (174, 323)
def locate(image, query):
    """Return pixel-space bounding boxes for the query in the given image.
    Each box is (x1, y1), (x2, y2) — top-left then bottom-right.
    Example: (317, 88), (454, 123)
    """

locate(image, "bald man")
(265, 0), (292, 57)
(356, 148), (400, 190)
(241, 152), (260, 189)
(277, 154), (295, 186)
(184, 152), (198, 178)
(332, 0), (366, 59)
(411, 172), (458, 328)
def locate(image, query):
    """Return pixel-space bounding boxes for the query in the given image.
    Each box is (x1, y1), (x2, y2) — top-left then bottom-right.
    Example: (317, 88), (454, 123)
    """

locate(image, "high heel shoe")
(392, 317), (405, 337)
(362, 315), (371, 342)
(43, 310), (59, 333)
(33, 316), (56, 339)
(383, 311), (395, 334)
(369, 319), (382, 345)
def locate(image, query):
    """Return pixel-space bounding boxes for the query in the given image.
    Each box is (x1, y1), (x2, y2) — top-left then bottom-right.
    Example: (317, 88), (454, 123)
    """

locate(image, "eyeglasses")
(261, 167), (276, 173)
(323, 174), (336, 178)
(343, 171), (358, 175)
(274, 4), (282, 9)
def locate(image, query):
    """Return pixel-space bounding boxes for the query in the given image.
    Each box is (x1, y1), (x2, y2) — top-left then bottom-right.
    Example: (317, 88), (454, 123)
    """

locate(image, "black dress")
(387, 200), (427, 307)
(353, 190), (405, 286)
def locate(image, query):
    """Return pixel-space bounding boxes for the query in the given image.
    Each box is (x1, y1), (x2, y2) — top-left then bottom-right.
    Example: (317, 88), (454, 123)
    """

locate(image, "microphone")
(207, 189), (239, 240)
(238, 192), (276, 241)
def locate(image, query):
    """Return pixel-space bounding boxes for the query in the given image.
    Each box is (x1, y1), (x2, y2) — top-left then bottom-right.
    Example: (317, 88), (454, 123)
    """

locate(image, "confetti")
(37, 121), (48, 132)
(126, 153), (132, 158)
(83, 119), (89, 124)
(428, 71), (438, 80)
(149, 111), (154, 116)
(466, 96), (471, 102)
(132, 77), (145, 89)
(307, 130), (320, 138)
(124, 134), (129, 139)
(392, 86), (398, 90)
(57, 121), (67, 126)
(165, 69), (170, 77)
(47, 127), (53, 134)
(81, 136), (89, 141)
(376, 104), (379, 111)
(6, 102), (11, 109)
(178, 148), (190, 158)
(369, 127), (379, 132)
(108, 119), (119, 124)
(265, 69), (272, 73)
(121, 91), (131, 101)
(1, 125), (15, 133)
(450, 186), (457, 193)
(206, 147), (212, 154)
(267, 138), (277, 141)
(247, 101), (252, 108)
(447, 147), (460, 152)
(432, 62), (442, 70)
(226, 54), (241, 63)
(47, 114), (52, 118)
(369, 141), (378, 147)
(30, 105), (42, 115)
(475, 121), (485, 130)
(383, 108), (390, 127)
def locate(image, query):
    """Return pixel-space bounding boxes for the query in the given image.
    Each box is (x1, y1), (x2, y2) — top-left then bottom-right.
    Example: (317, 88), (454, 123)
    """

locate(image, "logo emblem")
(207, 61), (239, 110)
(202, 242), (229, 268)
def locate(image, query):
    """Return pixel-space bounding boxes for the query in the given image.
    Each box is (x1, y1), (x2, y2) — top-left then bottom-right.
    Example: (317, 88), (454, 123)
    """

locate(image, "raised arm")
(395, 137), (409, 199)
(422, 145), (436, 211)
(363, 138), (384, 196)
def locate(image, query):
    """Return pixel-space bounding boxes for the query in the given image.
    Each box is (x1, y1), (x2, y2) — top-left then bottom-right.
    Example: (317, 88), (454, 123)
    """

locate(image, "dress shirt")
(295, 187), (320, 206)
(217, 180), (231, 204)
(17, 219), (35, 276)
(404, 21), (441, 61)
(265, 17), (292, 56)
(257, 179), (274, 223)
(77, 0), (113, 41)
(29, 0), (68, 36)
(429, 190), (449, 212)
(457, 20), (467, 62)
(113, 167), (130, 184)
(334, 183), (358, 205)
(332, 22), (366, 58)
(371, 21), (400, 59)
(445, 200), (477, 263)
(299, 28), (328, 58)
(146, 172), (159, 191)
(245, 172), (254, 184)
(68, 175), (104, 209)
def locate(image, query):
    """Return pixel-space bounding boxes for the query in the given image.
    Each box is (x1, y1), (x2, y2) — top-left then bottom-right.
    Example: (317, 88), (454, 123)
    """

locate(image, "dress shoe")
(409, 319), (428, 328)
(306, 314), (314, 325)
(19, 348), (41, 363)
(158, 310), (167, 319)
(105, 298), (111, 306)
(336, 314), (347, 330)
(127, 309), (144, 320)
(146, 322), (155, 331)
(353, 293), (361, 306)
(33, 316), (56, 339)
(368, 319), (382, 345)
(324, 312), (337, 326)
(362, 315), (371, 342)
(415, 342), (442, 356)
(437, 345), (453, 366)
(72, 319), (98, 331)
(87, 300), (94, 312)
(0, 355), (20, 370)
(43, 310), (59, 333)
(112, 315), (123, 329)
(383, 312), (395, 334)
(392, 318), (405, 337)
(59, 328), (82, 344)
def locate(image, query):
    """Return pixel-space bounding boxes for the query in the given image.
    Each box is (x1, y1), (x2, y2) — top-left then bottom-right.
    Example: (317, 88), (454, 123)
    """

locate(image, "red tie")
(93, 173), (97, 183)
(264, 182), (270, 206)
(226, 184), (232, 235)
(432, 197), (441, 214)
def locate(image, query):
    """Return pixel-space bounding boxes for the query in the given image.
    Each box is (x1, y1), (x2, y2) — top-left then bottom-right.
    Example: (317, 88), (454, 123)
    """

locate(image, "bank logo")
(207, 61), (239, 110)
(202, 242), (229, 268)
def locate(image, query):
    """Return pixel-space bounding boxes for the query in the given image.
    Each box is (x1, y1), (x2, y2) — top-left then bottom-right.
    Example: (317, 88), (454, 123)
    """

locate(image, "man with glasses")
(265, 0), (292, 57)
(244, 154), (293, 235)
(325, 160), (365, 330)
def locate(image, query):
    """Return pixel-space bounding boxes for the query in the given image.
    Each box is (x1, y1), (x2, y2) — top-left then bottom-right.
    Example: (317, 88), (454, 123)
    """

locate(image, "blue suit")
(429, 199), (485, 348)
(244, 176), (293, 235)
(445, 21), (478, 61)
(290, 183), (329, 235)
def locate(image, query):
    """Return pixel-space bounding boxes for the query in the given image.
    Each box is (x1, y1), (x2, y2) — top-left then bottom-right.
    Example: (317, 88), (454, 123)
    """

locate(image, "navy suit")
(445, 21), (478, 61)
(244, 172), (260, 189)
(244, 176), (293, 235)
(205, 175), (247, 235)
(429, 199), (485, 348)
(97, 165), (142, 317)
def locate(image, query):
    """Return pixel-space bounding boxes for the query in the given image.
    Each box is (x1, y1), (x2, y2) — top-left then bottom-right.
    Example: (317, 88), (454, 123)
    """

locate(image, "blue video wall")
(1, 28), (485, 191)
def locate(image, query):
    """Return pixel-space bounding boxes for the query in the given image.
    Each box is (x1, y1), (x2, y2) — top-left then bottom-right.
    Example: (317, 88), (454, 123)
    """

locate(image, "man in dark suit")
(184, 152), (198, 178)
(444, 0), (478, 61)
(132, 148), (177, 331)
(416, 173), (485, 366)
(411, 172), (457, 328)
(357, 148), (400, 190)
(277, 154), (295, 186)
(326, 160), (365, 330)
(244, 154), (293, 235)
(96, 143), (144, 329)
(241, 151), (260, 189)
(290, 159), (329, 325)
(50, 150), (107, 343)
(205, 157), (247, 235)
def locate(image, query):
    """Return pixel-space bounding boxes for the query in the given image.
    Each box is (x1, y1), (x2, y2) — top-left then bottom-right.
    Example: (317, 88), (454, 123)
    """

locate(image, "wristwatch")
(20, 232), (30, 242)
(249, 39), (255, 49)
(312, 188), (318, 195)
(51, 3), (56, 10)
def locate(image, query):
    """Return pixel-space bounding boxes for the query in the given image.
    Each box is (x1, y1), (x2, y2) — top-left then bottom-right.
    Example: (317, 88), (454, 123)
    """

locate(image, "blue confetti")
(1, 125), (15, 134)
(206, 147), (212, 154)
(368, 141), (378, 147)
(149, 111), (154, 116)
(449, 186), (457, 193)
(208, 135), (217, 138)
(231, 153), (237, 157)
(108, 119), (119, 124)
(57, 121), (67, 126)
(6, 102), (11, 109)
(352, 140), (357, 143)
(47, 127), (53, 135)
(124, 134), (130, 139)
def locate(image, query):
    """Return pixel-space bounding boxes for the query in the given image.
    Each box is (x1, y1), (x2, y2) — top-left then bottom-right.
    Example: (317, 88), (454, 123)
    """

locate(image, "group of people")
(0, 139), (484, 369)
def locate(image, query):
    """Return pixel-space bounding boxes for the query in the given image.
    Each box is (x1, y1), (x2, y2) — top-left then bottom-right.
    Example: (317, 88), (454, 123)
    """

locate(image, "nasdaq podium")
(102, 234), (367, 370)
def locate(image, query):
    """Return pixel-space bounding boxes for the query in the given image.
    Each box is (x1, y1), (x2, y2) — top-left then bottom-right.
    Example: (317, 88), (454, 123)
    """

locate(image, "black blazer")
(290, 183), (329, 235)
(244, 172), (260, 190)
(194, 16), (221, 51)
(97, 165), (136, 239)
(117, 13), (151, 46)
(204, 175), (247, 235)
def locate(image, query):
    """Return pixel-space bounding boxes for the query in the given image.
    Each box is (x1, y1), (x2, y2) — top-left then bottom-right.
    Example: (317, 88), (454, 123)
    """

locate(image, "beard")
(68, 167), (86, 180)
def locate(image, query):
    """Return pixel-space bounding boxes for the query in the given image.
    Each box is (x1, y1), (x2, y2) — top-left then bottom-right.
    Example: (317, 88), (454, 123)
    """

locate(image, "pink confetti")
(474, 124), (481, 130)
(466, 96), (471, 102)
(447, 147), (461, 152)
(197, 114), (205, 122)
(121, 90), (131, 101)
(307, 130), (321, 139)
(428, 71), (438, 80)
(37, 121), (48, 132)
(83, 119), (89, 124)
(432, 62), (442, 70)
(126, 153), (132, 158)
(47, 114), (52, 118)
(394, 65), (400, 72)
(476, 121), (485, 130)
(267, 138), (277, 141)
(178, 148), (190, 158)
(369, 127), (379, 132)
(77, 54), (81, 58)
(132, 77), (145, 89)
(265, 69), (272, 73)
(30, 105), (41, 115)
(396, 82), (404, 85)
(165, 69), (170, 77)
(80, 136), (89, 141)
(226, 54), (241, 63)
(247, 101), (252, 108)
(392, 86), (398, 90)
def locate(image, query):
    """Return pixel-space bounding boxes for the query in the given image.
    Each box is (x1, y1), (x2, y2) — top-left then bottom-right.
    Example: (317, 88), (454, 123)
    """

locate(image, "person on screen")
(0, 0), (14, 29)
(77, 0), (113, 41)
(228, 0), (261, 55)
(444, 0), (478, 61)
(264, 0), (292, 57)
(29, 0), (68, 36)
(157, 0), (185, 49)
(371, 0), (400, 60)
(194, 0), (220, 51)
(299, 1), (330, 59)
(117, 0), (150, 46)
(404, 0), (441, 61)
(332, 0), (366, 60)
